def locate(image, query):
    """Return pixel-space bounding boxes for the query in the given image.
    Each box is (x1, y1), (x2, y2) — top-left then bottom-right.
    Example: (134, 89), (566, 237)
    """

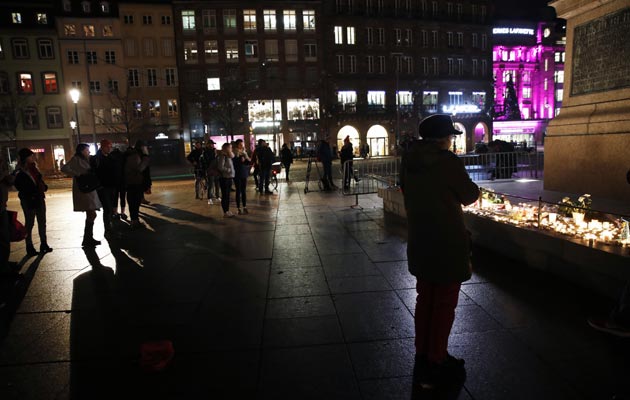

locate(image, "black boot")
(82, 221), (101, 247)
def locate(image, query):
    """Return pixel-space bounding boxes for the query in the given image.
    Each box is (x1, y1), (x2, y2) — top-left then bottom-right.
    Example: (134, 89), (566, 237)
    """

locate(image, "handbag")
(76, 173), (100, 193)
(8, 210), (26, 242)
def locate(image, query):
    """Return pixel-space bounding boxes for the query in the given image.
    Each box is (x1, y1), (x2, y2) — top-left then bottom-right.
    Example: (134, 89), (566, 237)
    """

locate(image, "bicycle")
(270, 162), (281, 191)
(193, 169), (207, 199)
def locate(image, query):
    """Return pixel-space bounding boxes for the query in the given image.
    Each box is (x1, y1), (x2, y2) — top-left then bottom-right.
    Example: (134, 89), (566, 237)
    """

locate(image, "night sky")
(494, 0), (555, 20)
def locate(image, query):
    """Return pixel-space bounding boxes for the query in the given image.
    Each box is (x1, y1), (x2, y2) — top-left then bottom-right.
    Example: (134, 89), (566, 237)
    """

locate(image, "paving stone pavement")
(0, 180), (629, 400)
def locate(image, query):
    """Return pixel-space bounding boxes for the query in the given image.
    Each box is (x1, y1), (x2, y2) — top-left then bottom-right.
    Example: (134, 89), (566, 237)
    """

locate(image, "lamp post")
(69, 89), (81, 143)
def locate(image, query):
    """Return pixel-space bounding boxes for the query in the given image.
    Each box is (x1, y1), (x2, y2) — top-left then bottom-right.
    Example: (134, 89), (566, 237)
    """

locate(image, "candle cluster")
(464, 193), (630, 248)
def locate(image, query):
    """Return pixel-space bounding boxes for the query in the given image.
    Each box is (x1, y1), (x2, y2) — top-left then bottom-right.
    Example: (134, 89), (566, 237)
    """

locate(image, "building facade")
(492, 19), (566, 147)
(0, 1), (72, 173)
(172, 0), (324, 154)
(325, 0), (494, 156)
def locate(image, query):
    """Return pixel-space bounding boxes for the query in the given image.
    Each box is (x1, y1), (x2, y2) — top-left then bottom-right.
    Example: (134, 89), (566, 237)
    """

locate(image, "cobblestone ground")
(0, 179), (629, 400)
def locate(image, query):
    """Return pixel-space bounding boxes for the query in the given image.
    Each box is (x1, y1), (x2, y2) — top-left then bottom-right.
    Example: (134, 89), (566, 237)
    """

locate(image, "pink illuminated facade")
(492, 20), (566, 147)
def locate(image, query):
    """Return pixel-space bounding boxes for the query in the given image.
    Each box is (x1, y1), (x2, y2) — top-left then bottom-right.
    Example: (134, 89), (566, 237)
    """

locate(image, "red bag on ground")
(8, 210), (26, 242)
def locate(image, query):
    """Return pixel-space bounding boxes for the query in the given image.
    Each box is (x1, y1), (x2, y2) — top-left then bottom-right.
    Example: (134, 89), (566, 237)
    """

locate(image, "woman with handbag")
(14, 148), (52, 256)
(61, 144), (102, 247)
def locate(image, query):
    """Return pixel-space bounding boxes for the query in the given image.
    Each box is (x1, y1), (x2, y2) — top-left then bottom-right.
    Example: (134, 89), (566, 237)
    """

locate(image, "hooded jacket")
(400, 140), (479, 283)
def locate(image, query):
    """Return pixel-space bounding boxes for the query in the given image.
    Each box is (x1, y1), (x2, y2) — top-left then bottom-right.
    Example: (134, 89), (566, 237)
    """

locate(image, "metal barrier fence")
(460, 151), (543, 181)
(340, 151), (544, 200)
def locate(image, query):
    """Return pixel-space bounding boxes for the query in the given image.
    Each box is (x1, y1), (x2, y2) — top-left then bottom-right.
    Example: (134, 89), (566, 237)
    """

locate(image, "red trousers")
(415, 279), (461, 364)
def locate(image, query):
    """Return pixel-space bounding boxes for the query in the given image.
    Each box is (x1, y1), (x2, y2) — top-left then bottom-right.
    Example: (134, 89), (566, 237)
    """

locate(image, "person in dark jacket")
(14, 148), (52, 256)
(339, 136), (355, 190)
(400, 114), (479, 389)
(109, 146), (127, 220)
(280, 143), (293, 182)
(256, 139), (275, 194)
(92, 139), (120, 235)
(317, 139), (334, 190)
(232, 139), (251, 214)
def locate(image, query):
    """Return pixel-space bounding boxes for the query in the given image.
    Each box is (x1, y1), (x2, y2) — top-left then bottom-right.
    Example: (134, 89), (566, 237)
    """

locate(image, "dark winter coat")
(257, 146), (275, 169)
(123, 148), (150, 187)
(317, 141), (333, 164)
(232, 150), (251, 179)
(280, 147), (293, 166)
(400, 140), (479, 283)
(14, 167), (47, 209)
(92, 150), (121, 188)
(340, 143), (353, 164)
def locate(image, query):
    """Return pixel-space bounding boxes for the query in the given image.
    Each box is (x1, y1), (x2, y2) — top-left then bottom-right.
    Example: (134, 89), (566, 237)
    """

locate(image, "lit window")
(37, 13), (48, 24)
(245, 40), (259, 60)
(555, 70), (564, 83)
(111, 108), (122, 122)
(556, 89), (563, 101)
(303, 10), (315, 31)
(93, 109), (105, 124)
(243, 10), (257, 32)
(283, 10), (296, 30)
(103, 25), (113, 36)
(225, 40), (238, 61)
(148, 100), (160, 118)
(132, 100), (142, 119)
(204, 40), (218, 63)
(182, 10), (195, 30)
(347, 27), (355, 44)
(334, 26), (343, 44)
(42, 72), (58, 93)
(101, 2), (110, 13)
(367, 91), (386, 108)
(11, 13), (22, 24)
(83, 25), (95, 37)
(207, 77), (220, 90)
(168, 99), (178, 117)
(337, 91), (357, 112)
(184, 41), (198, 64)
(18, 72), (35, 94)
(263, 10), (276, 31)
(522, 87), (531, 99)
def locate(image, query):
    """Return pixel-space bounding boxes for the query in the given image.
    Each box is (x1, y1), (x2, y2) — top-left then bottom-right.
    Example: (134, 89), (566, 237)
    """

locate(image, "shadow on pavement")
(68, 212), (262, 399)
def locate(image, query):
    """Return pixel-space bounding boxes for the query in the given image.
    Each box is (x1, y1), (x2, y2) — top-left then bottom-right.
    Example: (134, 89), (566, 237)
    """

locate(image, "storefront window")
(248, 99), (282, 124)
(287, 99), (319, 120)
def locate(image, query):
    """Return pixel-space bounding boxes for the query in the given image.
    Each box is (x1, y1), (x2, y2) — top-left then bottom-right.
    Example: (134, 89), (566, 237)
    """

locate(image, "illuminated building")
(492, 19), (566, 147)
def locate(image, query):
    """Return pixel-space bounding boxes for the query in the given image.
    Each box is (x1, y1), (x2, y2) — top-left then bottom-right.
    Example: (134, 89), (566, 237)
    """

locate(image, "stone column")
(546, 0), (630, 202)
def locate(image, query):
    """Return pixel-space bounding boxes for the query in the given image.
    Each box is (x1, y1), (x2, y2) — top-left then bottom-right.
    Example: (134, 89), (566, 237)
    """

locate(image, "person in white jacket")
(61, 144), (102, 247)
(217, 143), (235, 217)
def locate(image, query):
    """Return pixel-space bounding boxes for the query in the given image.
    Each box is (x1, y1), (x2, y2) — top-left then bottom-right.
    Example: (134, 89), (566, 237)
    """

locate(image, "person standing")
(339, 136), (354, 190)
(61, 144), (103, 247)
(201, 140), (219, 204)
(92, 140), (119, 236)
(232, 139), (250, 215)
(400, 114), (479, 389)
(317, 139), (334, 190)
(217, 143), (235, 217)
(187, 141), (204, 199)
(123, 140), (150, 229)
(256, 140), (275, 194)
(14, 149), (52, 256)
(280, 143), (293, 183)
(109, 146), (127, 220)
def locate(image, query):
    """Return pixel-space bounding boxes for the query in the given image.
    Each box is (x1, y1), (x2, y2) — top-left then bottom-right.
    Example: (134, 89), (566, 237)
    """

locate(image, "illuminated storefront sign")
(492, 27), (535, 36)
(442, 104), (481, 114)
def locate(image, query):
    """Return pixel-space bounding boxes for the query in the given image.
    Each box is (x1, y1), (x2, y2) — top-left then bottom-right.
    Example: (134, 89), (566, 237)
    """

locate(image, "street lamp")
(69, 89), (81, 143)
(69, 118), (78, 144)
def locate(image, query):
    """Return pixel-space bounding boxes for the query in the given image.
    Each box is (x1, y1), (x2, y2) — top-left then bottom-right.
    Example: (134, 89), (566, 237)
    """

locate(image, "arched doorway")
(474, 122), (490, 143)
(453, 123), (467, 154)
(366, 125), (389, 156)
(337, 125), (360, 156)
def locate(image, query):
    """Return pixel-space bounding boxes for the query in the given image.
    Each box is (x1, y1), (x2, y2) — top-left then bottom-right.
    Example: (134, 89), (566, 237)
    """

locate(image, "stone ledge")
(380, 187), (630, 299)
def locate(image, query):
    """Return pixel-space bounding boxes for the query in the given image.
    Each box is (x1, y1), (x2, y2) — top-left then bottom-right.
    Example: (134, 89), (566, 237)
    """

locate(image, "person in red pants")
(400, 114), (479, 390)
